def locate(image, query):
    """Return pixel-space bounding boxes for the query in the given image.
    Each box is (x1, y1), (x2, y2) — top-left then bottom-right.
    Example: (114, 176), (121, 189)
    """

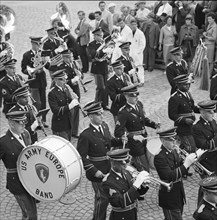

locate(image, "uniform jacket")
(115, 101), (157, 157)
(42, 38), (60, 58)
(75, 18), (90, 46)
(77, 122), (122, 182)
(21, 50), (47, 88)
(0, 129), (31, 195)
(9, 103), (38, 144)
(117, 55), (133, 76)
(192, 117), (217, 177)
(0, 74), (23, 113)
(154, 145), (188, 210)
(140, 21), (160, 49)
(166, 60), (188, 95)
(210, 72), (217, 100)
(87, 40), (108, 75)
(194, 3), (205, 30)
(168, 90), (199, 136)
(193, 199), (217, 220)
(48, 85), (72, 132)
(106, 73), (131, 116)
(102, 169), (148, 220)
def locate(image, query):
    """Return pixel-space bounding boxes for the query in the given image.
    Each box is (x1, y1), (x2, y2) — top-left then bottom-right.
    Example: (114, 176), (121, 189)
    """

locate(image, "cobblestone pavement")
(0, 1), (211, 220)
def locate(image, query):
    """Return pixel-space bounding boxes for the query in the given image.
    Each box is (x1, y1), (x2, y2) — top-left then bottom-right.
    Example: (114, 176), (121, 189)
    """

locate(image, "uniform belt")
(88, 156), (109, 161)
(6, 168), (17, 173)
(112, 203), (137, 212)
(179, 113), (195, 117)
(128, 129), (146, 136)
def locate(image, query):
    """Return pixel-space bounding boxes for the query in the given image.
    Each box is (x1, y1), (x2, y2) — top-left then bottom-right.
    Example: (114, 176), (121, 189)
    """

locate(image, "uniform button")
(116, 177), (119, 180)
(166, 152), (168, 154)
(13, 177), (15, 180)
(12, 153), (14, 155)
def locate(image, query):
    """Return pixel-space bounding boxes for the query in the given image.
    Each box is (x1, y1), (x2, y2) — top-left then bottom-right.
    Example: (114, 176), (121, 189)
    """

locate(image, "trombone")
(125, 164), (173, 192)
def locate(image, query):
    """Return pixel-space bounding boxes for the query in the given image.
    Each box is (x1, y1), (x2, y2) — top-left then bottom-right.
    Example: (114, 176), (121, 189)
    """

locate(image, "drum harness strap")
(6, 168), (17, 173)
(88, 156), (109, 161)
(112, 202), (137, 212)
(127, 129), (146, 136)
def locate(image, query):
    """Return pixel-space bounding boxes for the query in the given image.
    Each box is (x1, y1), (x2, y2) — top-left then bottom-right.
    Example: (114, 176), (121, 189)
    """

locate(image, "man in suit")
(108, 3), (120, 27)
(168, 74), (199, 177)
(77, 101), (125, 220)
(166, 47), (189, 95)
(75, 10), (90, 74)
(94, 11), (110, 39)
(0, 59), (24, 114)
(87, 28), (109, 110)
(141, 12), (160, 72)
(106, 60), (132, 123)
(0, 111), (37, 220)
(9, 85), (39, 144)
(154, 127), (198, 220)
(102, 148), (150, 220)
(21, 37), (48, 127)
(48, 69), (79, 141)
(192, 100), (217, 205)
(193, 176), (217, 220)
(121, 5), (135, 28)
(115, 84), (160, 173)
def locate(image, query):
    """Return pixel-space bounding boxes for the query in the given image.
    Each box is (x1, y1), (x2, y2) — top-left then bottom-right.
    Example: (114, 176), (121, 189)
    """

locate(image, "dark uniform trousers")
(106, 73), (131, 123)
(48, 85), (73, 141)
(210, 72), (217, 100)
(77, 122), (123, 220)
(193, 199), (217, 220)
(102, 170), (149, 220)
(168, 90), (199, 153)
(154, 146), (188, 220)
(115, 101), (158, 172)
(192, 117), (217, 206)
(0, 74), (23, 114)
(87, 40), (109, 108)
(21, 50), (47, 122)
(0, 130), (37, 219)
(166, 60), (188, 95)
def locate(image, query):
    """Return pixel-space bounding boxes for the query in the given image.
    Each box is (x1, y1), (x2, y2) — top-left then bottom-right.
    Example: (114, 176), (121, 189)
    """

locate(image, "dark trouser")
(143, 45), (155, 70)
(91, 181), (109, 220)
(197, 186), (204, 208)
(178, 134), (196, 153)
(53, 130), (71, 141)
(132, 154), (150, 173)
(79, 44), (89, 73)
(94, 74), (108, 108)
(14, 192), (37, 220)
(30, 87), (47, 122)
(162, 207), (183, 220)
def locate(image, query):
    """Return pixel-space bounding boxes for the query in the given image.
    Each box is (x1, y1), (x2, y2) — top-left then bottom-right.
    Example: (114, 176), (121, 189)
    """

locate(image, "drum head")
(17, 135), (83, 202)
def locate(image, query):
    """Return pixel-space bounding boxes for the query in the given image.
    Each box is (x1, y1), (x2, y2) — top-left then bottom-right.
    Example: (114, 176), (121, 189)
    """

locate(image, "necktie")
(135, 104), (139, 113)
(19, 136), (23, 141)
(98, 126), (104, 135)
(185, 92), (190, 100)
(24, 106), (28, 111)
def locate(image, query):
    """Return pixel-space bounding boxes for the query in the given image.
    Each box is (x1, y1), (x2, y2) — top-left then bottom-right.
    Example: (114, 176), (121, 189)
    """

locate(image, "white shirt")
(156, 2), (172, 17)
(91, 123), (104, 134)
(10, 129), (26, 147)
(135, 8), (150, 20)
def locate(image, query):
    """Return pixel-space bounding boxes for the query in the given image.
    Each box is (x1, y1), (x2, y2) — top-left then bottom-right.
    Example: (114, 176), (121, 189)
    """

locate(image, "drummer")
(0, 110), (37, 220)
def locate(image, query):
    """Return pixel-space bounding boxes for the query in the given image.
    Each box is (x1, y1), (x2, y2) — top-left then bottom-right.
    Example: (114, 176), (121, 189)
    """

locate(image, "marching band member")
(106, 60), (132, 123)
(48, 69), (79, 141)
(192, 100), (217, 205)
(21, 36), (48, 127)
(193, 176), (217, 220)
(0, 111), (37, 220)
(115, 84), (160, 173)
(87, 28), (109, 110)
(9, 85), (39, 144)
(168, 74), (199, 179)
(102, 148), (150, 220)
(0, 59), (24, 114)
(77, 101), (126, 220)
(154, 127), (198, 220)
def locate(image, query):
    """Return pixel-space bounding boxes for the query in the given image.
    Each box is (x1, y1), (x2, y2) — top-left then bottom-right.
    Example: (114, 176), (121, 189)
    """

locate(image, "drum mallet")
(122, 131), (127, 149)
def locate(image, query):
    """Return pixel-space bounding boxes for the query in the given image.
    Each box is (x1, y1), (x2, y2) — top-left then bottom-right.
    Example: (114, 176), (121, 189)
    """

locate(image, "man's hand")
(133, 170), (150, 189)
(69, 99), (79, 109)
(94, 170), (105, 178)
(183, 153), (197, 168)
(196, 148), (207, 158)
(133, 135), (145, 143)
(31, 120), (39, 131)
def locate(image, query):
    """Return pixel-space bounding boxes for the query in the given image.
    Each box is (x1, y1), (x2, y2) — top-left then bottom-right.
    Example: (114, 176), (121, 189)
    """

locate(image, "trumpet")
(125, 164), (173, 192)
(175, 146), (215, 176)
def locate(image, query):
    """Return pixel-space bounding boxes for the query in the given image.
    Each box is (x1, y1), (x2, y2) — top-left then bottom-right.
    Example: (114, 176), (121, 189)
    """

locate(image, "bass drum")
(146, 137), (162, 170)
(17, 135), (83, 203)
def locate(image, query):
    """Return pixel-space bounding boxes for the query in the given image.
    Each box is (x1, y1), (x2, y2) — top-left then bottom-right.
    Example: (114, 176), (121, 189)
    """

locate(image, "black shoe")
(187, 172), (193, 177)
(103, 106), (110, 111)
(72, 134), (79, 138)
(138, 196), (145, 201)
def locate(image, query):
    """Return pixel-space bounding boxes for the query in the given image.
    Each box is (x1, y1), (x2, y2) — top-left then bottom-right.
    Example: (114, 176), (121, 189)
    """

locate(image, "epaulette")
(167, 62), (173, 67)
(119, 105), (126, 112)
(49, 87), (55, 92)
(170, 91), (177, 97)
(211, 73), (217, 79)
(0, 76), (6, 82)
(197, 204), (205, 213)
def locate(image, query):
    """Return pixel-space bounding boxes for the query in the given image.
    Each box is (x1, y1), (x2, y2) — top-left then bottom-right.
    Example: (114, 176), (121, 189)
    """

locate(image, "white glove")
(133, 135), (145, 143)
(133, 170), (150, 189)
(128, 68), (136, 76)
(69, 99), (79, 109)
(71, 76), (80, 84)
(196, 149), (207, 158)
(183, 153), (197, 169)
(54, 46), (64, 54)
(31, 120), (39, 131)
